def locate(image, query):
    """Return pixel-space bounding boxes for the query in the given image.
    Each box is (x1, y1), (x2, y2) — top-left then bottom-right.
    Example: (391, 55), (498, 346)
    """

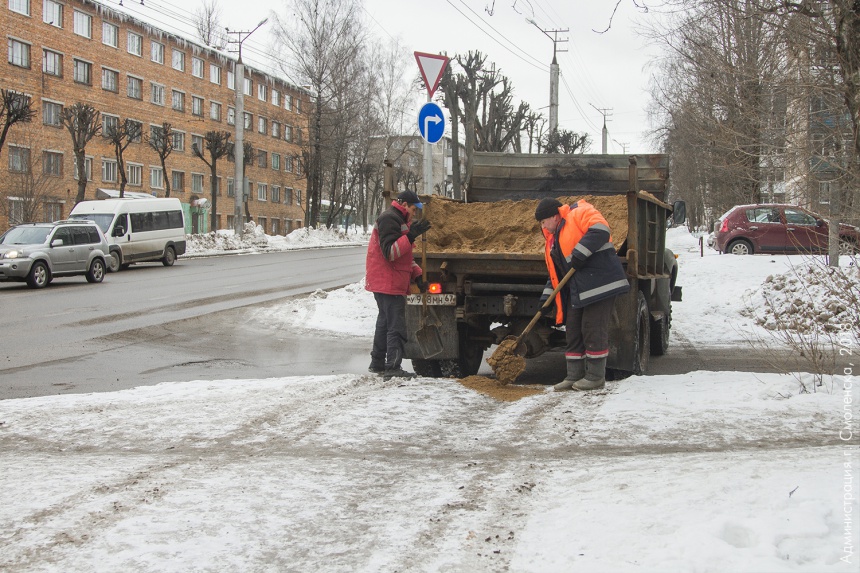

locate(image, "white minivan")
(69, 198), (187, 272)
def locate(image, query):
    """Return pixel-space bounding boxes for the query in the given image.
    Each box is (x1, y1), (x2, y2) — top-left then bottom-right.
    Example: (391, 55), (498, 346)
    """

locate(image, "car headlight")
(2, 250), (22, 259)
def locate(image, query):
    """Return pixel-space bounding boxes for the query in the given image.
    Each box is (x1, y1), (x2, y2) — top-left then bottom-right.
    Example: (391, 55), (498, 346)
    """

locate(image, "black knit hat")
(534, 198), (562, 221)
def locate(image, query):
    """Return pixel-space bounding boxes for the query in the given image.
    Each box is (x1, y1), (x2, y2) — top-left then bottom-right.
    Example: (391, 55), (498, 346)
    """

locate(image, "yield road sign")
(414, 52), (450, 98)
(418, 102), (445, 144)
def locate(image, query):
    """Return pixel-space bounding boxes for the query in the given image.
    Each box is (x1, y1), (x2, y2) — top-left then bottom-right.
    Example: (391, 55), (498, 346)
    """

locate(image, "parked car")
(713, 204), (860, 255)
(0, 220), (109, 288)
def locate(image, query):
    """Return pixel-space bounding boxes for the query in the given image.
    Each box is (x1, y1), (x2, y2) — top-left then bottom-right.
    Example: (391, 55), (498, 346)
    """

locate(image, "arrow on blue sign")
(418, 102), (445, 144)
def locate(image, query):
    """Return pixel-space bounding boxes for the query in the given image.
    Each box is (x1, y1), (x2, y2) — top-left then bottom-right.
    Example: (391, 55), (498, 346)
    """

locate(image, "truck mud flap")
(405, 304), (459, 360)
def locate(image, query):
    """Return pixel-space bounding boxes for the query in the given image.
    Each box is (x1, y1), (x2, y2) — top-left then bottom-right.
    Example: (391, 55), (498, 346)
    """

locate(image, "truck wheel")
(162, 245), (176, 267)
(107, 251), (121, 273)
(412, 359), (442, 377)
(633, 291), (650, 375)
(650, 310), (670, 356)
(439, 327), (484, 378)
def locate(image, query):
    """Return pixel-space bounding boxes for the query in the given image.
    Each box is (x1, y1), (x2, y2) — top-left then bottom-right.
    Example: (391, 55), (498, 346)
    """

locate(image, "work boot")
(368, 358), (385, 374)
(553, 359), (585, 391)
(573, 357), (607, 391)
(383, 366), (417, 381)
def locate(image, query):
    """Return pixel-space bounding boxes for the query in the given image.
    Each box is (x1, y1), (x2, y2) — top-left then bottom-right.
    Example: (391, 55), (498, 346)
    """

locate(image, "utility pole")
(527, 20), (568, 134)
(613, 138), (629, 154)
(590, 104), (612, 154)
(226, 18), (267, 235)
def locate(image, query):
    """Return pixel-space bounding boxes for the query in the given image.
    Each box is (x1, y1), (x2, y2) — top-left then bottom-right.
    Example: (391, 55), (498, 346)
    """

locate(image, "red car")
(714, 204), (860, 255)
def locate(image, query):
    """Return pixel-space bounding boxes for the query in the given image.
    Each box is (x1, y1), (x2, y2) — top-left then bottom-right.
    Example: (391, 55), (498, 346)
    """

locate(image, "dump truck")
(402, 152), (685, 379)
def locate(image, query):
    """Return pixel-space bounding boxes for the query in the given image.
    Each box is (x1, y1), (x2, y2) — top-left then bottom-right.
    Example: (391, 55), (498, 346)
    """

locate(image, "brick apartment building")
(2, 0), (309, 235)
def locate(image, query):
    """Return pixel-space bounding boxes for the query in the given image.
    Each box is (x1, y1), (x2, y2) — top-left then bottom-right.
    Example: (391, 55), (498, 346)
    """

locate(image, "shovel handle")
(515, 266), (576, 346)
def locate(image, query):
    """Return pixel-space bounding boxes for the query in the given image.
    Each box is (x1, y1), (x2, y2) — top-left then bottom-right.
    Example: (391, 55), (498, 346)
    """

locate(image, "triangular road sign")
(414, 51), (450, 98)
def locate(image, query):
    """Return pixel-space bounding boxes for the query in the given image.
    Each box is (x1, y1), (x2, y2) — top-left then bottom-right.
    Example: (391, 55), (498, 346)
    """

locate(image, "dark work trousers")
(565, 296), (616, 362)
(372, 292), (407, 368)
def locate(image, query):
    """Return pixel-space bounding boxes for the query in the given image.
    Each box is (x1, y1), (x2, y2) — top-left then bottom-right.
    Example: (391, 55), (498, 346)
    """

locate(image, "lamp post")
(228, 17), (267, 235)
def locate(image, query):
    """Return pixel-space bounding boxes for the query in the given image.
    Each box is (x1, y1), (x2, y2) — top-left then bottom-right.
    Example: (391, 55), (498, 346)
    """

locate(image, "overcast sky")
(112, 0), (664, 153)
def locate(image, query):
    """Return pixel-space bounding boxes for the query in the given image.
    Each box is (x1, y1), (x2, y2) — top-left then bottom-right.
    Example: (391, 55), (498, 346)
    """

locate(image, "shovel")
(506, 266), (577, 356)
(415, 232), (444, 358)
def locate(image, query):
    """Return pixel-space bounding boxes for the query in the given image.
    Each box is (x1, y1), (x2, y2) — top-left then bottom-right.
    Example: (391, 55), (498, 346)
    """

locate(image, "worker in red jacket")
(535, 197), (630, 391)
(365, 190), (431, 380)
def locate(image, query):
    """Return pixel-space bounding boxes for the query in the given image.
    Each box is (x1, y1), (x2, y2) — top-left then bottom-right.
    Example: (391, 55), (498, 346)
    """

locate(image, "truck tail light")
(428, 282), (442, 294)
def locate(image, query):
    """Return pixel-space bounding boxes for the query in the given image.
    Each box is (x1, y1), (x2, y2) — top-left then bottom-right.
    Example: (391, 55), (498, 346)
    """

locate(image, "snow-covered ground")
(1, 227), (857, 572)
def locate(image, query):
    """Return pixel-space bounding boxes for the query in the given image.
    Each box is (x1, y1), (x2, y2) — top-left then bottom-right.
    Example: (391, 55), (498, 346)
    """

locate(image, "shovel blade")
(416, 324), (444, 358)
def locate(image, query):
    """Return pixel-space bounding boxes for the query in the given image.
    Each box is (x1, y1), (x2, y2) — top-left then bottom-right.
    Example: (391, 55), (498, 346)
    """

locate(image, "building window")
(150, 41), (164, 64)
(127, 163), (142, 186)
(215, 176), (222, 196)
(191, 134), (203, 153)
(210, 101), (221, 121)
(8, 146), (30, 173)
(171, 89), (185, 112)
(243, 112), (252, 130)
(296, 158), (303, 176)
(192, 173), (203, 193)
(73, 10), (91, 38)
(258, 116), (267, 134)
(127, 32), (142, 56)
(73, 156), (92, 181)
(127, 76), (142, 99)
(102, 114), (118, 137)
(102, 68), (118, 92)
(42, 48), (62, 76)
(272, 185), (280, 203)
(258, 84), (267, 101)
(150, 166), (163, 189)
(192, 57), (203, 78)
(102, 22), (118, 47)
(209, 63), (220, 85)
(151, 83), (165, 106)
(296, 98), (301, 113)
(243, 77), (252, 96)
(172, 170), (184, 192)
(127, 120), (142, 143)
(227, 68), (234, 90)
(296, 189), (302, 205)
(42, 100), (62, 127)
(44, 202), (63, 222)
(42, 150), (62, 176)
(227, 177), (234, 197)
(284, 124), (292, 142)
(285, 156), (293, 173)
(258, 217), (267, 232)
(272, 122), (280, 139)
(272, 218), (279, 236)
(258, 183), (267, 201)
(172, 130), (185, 151)
(43, 0), (63, 27)
(272, 89), (280, 106)
(8, 38), (30, 68)
(73, 59), (91, 85)
(285, 187), (293, 205)
(192, 96), (203, 117)
(227, 106), (235, 125)
(284, 94), (292, 111)
(272, 153), (280, 171)
(256, 150), (266, 168)
(9, 0), (29, 16)
(102, 158), (117, 182)
(171, 48), (184, 71)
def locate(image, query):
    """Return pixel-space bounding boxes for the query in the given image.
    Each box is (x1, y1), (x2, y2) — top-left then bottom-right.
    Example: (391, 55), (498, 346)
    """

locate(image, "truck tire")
(633, 291), (650, 376)
(650, 309), (670, 356)
(412, 359), (443, 377)
(439, 326), (484, 378)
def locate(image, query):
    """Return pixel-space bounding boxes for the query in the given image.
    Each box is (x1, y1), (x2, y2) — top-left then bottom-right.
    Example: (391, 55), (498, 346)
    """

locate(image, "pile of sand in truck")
(417, 194), (629, 255)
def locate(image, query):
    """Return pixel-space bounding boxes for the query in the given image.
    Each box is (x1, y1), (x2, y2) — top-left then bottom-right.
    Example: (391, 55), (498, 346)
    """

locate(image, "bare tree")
(543, 129), (591, 154)
(148, 122), (175, 197)
(105, 119), (142, 198)
(0, 127), (62, 224)
(193, 130), (231, 232)
(0, 89), (35, 156)
(61, 103), (101, 205)
(194, 0), (227, 49)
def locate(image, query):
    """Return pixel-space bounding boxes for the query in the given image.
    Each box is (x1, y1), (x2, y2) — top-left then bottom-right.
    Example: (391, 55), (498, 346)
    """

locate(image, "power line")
(456, 0), (548, 71)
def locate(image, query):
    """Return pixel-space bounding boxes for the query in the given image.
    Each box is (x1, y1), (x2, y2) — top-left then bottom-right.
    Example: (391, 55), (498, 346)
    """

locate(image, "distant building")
(2, 0), (309, 235)
(368, 134), (465, 198)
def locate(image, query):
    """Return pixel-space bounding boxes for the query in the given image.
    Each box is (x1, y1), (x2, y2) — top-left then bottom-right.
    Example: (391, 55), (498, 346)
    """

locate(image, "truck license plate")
(406, 293), (456, 305)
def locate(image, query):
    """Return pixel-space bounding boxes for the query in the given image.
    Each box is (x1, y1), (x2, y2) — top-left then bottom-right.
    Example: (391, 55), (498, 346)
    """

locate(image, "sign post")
(414, 52), (450, 197)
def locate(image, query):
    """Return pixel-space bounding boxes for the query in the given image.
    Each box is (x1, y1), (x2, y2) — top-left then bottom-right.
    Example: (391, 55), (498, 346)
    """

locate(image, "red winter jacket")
(365, 201), (422, 295)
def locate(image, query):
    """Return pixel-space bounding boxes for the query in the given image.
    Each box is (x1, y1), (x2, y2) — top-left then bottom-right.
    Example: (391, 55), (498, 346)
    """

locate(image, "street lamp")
(228, 17), (268, 235)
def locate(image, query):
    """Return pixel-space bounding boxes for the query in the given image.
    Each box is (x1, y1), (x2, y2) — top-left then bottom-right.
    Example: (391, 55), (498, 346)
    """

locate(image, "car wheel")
(162, 245), (176, 267)
(727, 239), (753, 255)
(26, 261), (50, 289)
(86, 258), (106, 283)
(107, 251), (121, 273)
(838, 238), (858, 256)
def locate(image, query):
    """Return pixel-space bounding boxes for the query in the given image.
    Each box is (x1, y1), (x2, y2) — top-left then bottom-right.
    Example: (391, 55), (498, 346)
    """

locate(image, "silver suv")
(0, 220), (109, 288)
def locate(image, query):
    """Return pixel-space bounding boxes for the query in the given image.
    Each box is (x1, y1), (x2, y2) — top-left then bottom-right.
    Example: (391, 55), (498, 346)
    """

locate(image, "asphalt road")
(0, 247), (806, 400)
